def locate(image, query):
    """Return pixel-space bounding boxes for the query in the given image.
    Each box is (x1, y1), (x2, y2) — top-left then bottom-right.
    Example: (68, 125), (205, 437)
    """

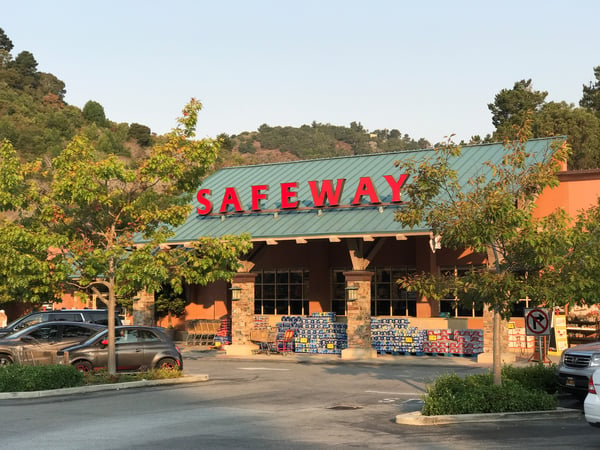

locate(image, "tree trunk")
(492, 306), (502, 385)
(108, 285), (116, 376)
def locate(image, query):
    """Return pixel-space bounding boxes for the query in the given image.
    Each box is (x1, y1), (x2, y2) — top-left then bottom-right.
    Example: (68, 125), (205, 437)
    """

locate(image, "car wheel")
(156, 357), (180, 371)
(73, 360), (93, 373)
(0, 354), (13, 366)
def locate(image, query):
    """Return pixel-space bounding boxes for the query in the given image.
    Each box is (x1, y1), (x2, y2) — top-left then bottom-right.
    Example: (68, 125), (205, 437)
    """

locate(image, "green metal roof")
(166, 137), (563, 243)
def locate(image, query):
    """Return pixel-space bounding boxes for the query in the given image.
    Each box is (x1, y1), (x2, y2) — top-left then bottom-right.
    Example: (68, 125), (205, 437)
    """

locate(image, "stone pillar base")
(341, 348), (378, 360)
(476, 351), (516, 364)
(224, 343), (259, 356)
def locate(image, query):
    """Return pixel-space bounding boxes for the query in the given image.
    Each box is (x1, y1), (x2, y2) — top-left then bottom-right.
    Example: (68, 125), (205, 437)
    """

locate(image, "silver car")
(557, 341), (600, 397)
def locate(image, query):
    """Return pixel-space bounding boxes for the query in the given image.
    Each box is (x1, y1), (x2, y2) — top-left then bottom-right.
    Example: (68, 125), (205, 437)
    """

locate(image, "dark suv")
(0, 309), (122, 338)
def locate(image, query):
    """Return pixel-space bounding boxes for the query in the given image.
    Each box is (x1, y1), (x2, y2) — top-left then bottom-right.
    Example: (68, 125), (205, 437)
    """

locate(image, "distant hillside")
(0, 28), (154, 163)
(0, 27), (432, 169)
(214, 123), (432, 168)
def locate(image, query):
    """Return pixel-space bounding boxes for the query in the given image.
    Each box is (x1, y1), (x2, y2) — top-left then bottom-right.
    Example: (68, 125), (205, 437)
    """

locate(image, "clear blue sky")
(4, 1), (599, 143)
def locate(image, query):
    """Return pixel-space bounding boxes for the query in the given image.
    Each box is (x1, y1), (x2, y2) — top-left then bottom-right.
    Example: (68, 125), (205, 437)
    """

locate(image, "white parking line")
(239, 367), (291, 371)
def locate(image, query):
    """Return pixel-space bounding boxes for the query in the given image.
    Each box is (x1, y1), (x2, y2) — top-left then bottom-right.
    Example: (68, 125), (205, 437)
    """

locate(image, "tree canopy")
(0, 99), (252, 374)
(82, 100), (108, 127)
(487, 74), (600, 170)
(580, 65), (600, 115)
(393, 124), (571, 383)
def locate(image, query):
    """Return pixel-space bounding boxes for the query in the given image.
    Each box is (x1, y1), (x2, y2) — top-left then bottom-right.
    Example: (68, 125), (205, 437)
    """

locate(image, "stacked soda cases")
(450, 329), (484, 355)
(254, 315), (270, 329)
(507, 326), (534, 352)
(278, 313), (348, 354)
(422, 329), (452, 354)
(371, 318), (427, 354)
(422, 329), (484, 355)
(214, 316), (232, 348)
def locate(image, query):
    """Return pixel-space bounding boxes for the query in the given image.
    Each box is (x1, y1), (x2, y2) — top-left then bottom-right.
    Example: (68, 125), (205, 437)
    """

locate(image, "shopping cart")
(250, 327), (278, 355)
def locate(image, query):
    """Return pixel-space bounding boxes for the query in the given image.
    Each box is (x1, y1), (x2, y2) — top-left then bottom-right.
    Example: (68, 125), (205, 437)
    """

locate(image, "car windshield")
(5, 324), (48, 340)
(5, 314), (45, 331)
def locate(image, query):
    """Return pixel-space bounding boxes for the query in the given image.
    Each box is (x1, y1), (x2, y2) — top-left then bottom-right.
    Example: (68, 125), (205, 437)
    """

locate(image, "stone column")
(225, 272), (259, 356)
(133, 290), (155, 326)
(341, 271), (377, 360)
(477, 304), (515, 364)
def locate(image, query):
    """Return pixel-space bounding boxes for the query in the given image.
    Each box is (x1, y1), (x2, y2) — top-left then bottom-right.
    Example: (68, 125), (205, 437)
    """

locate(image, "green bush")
(0, 365), (84, 392)
(502, 363), (558, 394)
(421, 368), (559, 416)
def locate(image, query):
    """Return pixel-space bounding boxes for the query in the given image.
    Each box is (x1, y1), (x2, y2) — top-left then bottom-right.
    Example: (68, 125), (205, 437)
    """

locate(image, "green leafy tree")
(488, 79), (547, 140)
(393, 123), (571, 384)
(82, 100), (108, 127)
(0, 139), (69, 303)
(0, 28), (13, 52)
(0, 28), (13, 69)
(533, 101), (600, 170)
(580, 66), (600, 115)
(127, 122), (152, 146)
(37, 72), (66, 101)
(154, 283), (187, 328)
(1, 99), (251, 374)
(564, 199), (600, 305)
(12, 51), (38, 78)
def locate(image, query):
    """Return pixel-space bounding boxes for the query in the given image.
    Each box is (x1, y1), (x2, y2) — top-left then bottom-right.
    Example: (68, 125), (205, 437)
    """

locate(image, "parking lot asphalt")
(1, 346), (582, 426)
(178, 345), (583, 426)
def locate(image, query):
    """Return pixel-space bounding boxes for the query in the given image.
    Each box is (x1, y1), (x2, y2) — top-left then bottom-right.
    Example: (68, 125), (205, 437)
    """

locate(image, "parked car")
(557, 341), (600, 397)
(0, 309), (122, 338)
(584, 368), (600, 427)
(0, 321), (106, 366)
(58, 326), (183, 373)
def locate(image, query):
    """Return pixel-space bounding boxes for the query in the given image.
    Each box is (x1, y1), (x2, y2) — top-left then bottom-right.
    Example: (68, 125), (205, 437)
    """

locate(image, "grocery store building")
(144, 137), (600, 359)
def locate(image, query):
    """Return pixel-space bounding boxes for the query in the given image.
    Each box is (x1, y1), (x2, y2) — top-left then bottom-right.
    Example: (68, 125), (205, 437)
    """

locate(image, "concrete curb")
(0, 374), (209, 400)
(395, 407), (583, 425)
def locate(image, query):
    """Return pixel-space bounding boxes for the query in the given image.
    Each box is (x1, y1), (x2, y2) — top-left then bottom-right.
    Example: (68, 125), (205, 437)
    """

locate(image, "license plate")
(566, 377), (575, 387)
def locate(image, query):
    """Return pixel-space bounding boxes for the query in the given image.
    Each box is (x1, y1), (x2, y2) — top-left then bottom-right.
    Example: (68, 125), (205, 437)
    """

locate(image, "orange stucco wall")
(534, 170), (600, 218)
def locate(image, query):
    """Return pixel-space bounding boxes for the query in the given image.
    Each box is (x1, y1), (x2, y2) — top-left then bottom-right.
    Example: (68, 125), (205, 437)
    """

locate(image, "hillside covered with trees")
(2, 27), (600, 171)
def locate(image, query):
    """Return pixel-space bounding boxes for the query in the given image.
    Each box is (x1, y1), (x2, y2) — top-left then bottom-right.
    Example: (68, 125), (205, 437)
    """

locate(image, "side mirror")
(100, 339), (109, 347)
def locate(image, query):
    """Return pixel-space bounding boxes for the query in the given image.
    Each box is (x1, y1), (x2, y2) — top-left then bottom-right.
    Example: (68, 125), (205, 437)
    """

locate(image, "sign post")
(524, 308), (551, 363)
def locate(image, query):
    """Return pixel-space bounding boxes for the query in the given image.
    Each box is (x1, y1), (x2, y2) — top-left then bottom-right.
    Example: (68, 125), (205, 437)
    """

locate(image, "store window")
(331, 267), (416, 317)
(331, 270), (348, 316)
(254, 269), (309, 315)
(372, 267), (417, 317)
(511, 297), (534, 317)
(439, 266), (484, 317)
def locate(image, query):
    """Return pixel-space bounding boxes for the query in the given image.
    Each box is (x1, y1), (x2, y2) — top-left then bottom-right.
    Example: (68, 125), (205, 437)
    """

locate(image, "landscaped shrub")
(0, 365), (84, 392)
(421, 369), (558, 416)
(502, 363), (558, 394)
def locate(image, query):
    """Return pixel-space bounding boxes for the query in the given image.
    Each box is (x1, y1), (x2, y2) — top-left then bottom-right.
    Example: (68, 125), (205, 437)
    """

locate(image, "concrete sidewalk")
(0, 374), (210, 400)
(178, 343), (561, 367)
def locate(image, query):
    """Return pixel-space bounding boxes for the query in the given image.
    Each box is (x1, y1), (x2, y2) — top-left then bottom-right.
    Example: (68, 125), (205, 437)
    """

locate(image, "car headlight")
(591, 353), (600, 367)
